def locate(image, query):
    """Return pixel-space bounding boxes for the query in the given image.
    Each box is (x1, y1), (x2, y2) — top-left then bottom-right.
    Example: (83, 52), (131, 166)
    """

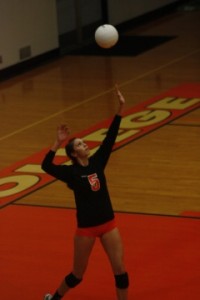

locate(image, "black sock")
(52, 291), (62, 300)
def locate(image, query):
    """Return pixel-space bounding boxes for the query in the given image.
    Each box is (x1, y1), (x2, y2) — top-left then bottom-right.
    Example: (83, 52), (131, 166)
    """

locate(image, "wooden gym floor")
(0, 6), (200, 218)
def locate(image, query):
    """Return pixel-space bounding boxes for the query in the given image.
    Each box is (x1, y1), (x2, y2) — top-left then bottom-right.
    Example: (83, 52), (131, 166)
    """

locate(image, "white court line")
(0, 48), (199, 142)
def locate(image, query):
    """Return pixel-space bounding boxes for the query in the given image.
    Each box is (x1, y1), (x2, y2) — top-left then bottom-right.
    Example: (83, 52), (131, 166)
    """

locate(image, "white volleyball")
(95, 24), (119, 49)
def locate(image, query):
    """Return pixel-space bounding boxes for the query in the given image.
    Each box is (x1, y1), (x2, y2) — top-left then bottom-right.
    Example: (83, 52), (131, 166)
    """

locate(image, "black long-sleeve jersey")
(42, 115), (121, 228)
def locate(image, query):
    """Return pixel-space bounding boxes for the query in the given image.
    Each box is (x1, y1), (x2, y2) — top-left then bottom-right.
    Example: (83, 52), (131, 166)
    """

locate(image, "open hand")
(56, 124), (70, 144)
(115, 84), (125, 105)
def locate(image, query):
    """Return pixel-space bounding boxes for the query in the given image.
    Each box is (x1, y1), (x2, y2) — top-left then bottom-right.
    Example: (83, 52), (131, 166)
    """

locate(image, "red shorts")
(76, 219), (117, 238)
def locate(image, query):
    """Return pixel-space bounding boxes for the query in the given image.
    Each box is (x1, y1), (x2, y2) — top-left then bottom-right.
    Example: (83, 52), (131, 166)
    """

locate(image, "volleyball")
(95, 24), (119, 49)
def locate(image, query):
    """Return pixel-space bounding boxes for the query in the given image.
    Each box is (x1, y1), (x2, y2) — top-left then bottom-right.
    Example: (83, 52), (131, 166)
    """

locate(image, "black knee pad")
(65, 272), (82, 288)
(115, 272), (129, 289)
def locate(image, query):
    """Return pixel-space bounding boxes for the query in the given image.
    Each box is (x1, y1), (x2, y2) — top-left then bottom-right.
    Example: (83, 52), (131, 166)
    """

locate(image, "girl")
(42, 85), (129, 300)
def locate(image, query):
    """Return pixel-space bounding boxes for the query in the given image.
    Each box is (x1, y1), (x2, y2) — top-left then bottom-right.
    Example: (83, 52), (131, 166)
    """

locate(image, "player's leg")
(57, 235), (96, 295)
(44, 235), (95, 300)
(72, 234), (96, 278)
(100, 227), (129, 300)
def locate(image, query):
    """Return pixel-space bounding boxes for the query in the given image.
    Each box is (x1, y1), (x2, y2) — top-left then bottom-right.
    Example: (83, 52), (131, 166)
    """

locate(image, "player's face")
(72, 138), (90, 158)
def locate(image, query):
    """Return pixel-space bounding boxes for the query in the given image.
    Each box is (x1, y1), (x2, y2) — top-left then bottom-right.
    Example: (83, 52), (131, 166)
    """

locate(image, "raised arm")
(92, 85), (125, 168)
(115, 84), (125, 116)
(41, 124), (71, 182)
(51, 124), (70, 152)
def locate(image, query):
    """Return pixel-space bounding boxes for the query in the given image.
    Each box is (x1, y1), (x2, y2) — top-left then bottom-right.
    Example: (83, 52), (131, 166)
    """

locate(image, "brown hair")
(65, 138), (77, 163)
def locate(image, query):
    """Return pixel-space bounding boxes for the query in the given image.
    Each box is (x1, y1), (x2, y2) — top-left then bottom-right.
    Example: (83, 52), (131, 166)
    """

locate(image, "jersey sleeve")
(41, 150), (71, 183)
(92, 114), (121, 168)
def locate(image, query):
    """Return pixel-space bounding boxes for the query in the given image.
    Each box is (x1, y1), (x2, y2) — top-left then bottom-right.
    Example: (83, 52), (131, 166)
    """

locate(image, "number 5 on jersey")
(87, 173), (100, 191)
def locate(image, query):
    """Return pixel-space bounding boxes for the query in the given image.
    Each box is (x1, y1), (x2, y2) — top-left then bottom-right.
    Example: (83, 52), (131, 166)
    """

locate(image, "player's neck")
(77, 157), (89, 167)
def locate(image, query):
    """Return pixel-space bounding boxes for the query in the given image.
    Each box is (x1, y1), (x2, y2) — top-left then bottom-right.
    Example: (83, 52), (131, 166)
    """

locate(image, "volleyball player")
(42, 85), (129, 300)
